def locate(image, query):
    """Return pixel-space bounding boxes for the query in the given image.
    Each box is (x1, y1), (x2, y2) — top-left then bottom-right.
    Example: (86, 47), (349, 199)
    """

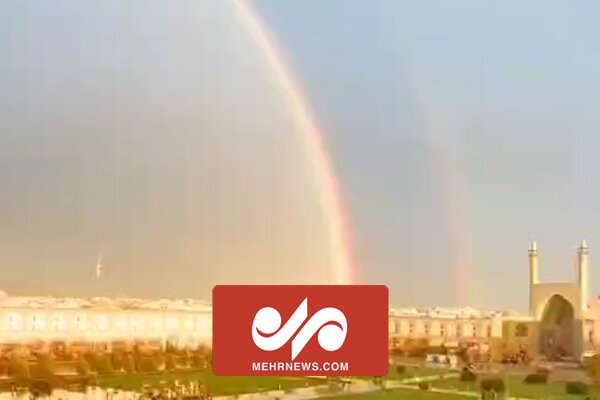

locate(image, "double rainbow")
(232, 0), (354, 285)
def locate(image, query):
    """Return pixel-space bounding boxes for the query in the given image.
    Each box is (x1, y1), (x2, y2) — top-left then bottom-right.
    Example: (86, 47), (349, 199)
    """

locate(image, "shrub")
(481, 377), (505, 393)
(395, 365), (406, 375)
(566, 381), (589, 395)
(418, 382), (429, 390)
(460, 367), (477, 382)
(524, 373), (548, 384)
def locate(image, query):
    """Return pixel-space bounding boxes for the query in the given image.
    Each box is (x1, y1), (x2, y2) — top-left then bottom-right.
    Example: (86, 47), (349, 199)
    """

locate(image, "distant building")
(389, 240), (600, 362)
(389, 305), (504, 359)
(0, 295), (211, 351)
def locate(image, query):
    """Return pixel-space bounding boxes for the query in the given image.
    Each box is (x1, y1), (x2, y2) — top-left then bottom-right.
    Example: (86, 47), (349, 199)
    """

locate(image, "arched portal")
(539, 294), (575, 359)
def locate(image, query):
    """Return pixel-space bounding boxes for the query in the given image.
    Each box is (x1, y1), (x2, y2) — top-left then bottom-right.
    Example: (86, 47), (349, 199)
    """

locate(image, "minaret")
(96, 254), (104, 279)
(529, 240), (539, 316)
(578, 239), (589, 314)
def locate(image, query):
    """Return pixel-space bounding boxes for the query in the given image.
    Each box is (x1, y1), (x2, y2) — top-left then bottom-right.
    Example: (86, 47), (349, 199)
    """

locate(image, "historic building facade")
(0, 295), (212, 350)
(389, 240), (599, 362)
(388, 306), (505, 360)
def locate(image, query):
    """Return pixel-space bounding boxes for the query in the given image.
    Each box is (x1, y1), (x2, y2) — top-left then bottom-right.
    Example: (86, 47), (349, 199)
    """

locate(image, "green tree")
(111, 352), (124, 372)
(122, 353), (135, 373)
(153, 353), (165, 371)
(404, 338), (429, 357)
(587, 354), (600, 382)
(83, 351), (113, 374)
(191, 353), (205, 369)
(76, 357), (91, 376)
(0, 356), (9, 376)
(135, 353), (163, 372)
(9, 354), (30, 383)
(165, 353), (177, 371)
(34, 353), (55, 380)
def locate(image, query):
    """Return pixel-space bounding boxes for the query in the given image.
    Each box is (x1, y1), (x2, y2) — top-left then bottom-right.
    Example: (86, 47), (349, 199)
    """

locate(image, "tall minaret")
(578, 239), (589, 314)
(96, 253), (104, 280)
(529, 240), (539, 316)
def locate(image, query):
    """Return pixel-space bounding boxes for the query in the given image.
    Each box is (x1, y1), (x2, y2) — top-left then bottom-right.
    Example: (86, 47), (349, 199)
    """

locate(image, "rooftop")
(0, 292), (212, 312)
(389, 306), (508, 319)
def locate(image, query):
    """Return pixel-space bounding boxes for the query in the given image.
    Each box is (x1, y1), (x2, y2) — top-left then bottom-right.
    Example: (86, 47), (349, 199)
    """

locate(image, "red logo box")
(212, 285), (388, 376)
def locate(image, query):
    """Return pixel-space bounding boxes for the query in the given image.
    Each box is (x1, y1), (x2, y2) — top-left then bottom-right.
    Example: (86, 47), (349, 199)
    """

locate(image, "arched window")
(6, 313), (23, 331)
(76, 314), (87, 330)
(114, 314), (127, 331)
(515, 323), (528, 337)
(51, 314), (65, 331)
(131, 314), (145, 331)
(96, 314), (108, 331)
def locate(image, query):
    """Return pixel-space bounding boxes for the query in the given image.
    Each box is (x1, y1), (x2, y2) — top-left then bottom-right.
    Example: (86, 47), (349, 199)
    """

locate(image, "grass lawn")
(97, 370), (320, 395)
(324, 388), (470, 400)
(412, 376), (600, 399)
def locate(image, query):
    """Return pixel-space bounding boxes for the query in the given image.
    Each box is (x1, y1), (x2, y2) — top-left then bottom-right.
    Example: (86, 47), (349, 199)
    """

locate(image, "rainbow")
(232, 0), (354, 285)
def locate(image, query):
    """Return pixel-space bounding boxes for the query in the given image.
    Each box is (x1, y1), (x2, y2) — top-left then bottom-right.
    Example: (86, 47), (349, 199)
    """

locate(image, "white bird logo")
(252, 298), (347, 360)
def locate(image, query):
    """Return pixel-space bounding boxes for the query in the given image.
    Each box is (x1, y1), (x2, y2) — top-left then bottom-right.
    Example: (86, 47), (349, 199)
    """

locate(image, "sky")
(1, 1), (600, 311)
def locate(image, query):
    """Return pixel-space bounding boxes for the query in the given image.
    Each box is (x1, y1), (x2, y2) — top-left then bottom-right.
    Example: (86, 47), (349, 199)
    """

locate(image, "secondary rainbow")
(232, 0), (354, 285)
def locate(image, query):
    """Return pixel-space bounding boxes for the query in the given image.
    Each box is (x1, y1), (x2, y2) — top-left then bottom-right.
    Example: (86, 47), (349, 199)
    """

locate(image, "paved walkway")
(213, 373), (541, 400)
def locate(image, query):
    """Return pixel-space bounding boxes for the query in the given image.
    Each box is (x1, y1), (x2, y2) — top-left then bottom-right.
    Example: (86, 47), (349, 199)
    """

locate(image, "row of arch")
(0, 310), (212, 340)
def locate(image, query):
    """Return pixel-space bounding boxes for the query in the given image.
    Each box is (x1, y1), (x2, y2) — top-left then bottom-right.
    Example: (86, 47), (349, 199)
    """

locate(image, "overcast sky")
(2, 1), (600, 311)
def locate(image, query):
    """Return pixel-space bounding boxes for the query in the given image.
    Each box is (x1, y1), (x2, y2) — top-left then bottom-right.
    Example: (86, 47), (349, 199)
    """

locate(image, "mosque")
(389, 240), (600, 362)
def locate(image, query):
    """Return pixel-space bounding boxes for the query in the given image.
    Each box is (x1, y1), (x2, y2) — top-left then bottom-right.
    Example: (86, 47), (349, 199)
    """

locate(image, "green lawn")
(97, 370), (320, 395)
(324, 389), (470, 400)
(411, 376), (600, 399)
(91, 369), (600, 399)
